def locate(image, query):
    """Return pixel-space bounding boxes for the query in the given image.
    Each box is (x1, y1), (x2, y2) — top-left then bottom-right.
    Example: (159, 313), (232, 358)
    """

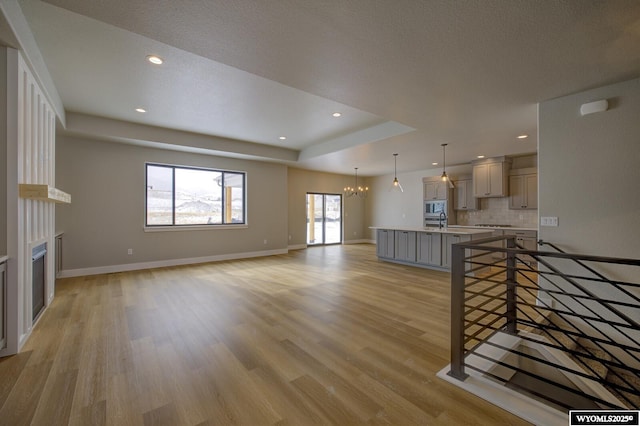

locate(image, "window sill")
(144, 224), (248, 233)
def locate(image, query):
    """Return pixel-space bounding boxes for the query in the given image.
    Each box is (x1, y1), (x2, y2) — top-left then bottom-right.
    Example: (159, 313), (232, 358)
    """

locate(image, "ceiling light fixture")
(279, 136), (287, 140)
(432, 162), (438, 166)
(517, 134), (528, 139)
(146, 55), (164, 65)
(135, 108), (146, 113)
(332, 112), (342, 117)
(344, 167), (368, 198)
(477, 155), (485, 159)
(390, 153), (403, 193)
(440, 143), (455, 189)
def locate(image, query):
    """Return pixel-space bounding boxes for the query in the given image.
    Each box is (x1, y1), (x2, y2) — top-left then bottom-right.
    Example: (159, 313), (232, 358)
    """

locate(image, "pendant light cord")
(394, 153), (398, 178)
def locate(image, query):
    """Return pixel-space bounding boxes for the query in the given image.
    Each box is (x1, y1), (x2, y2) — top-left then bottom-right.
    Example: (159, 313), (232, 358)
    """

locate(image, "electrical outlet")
(127, 248), (133, 255)
(263, 239), (267, 244)
(541, 216), (559, 227)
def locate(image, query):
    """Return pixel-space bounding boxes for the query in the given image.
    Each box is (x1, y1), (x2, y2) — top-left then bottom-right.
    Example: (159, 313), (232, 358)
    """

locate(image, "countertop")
(369, 226), (494, 235)
(0, 255), (7, 263)
(448, 225), (537, 232)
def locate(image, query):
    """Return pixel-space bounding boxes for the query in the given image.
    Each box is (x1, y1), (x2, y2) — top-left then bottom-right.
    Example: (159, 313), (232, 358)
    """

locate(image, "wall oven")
(424, 200), (448, 227)
(425, 200), (447, 216)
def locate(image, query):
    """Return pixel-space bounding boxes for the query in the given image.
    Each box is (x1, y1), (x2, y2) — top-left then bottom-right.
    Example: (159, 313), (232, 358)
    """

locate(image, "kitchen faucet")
(439, 211), (447, 229)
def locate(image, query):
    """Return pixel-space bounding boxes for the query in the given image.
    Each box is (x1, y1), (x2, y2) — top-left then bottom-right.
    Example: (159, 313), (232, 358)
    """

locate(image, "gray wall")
(538, 77), (640, 362)
(538, 78), (640, 258)
(0, 47), (6, 255)
(56, 135), (288, 271)
(287, 167), (367, 247)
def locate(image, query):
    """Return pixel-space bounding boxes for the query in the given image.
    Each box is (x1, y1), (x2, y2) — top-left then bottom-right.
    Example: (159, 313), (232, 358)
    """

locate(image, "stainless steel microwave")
(425, 200), (447, 216)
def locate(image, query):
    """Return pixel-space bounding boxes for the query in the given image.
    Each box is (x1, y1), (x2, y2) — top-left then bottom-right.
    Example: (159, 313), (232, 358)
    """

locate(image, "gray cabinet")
(424, 180), (448, 200)
(441, 233), (471, 269)
(375, 228), (491, 270)
(473, 158), (510, 198)
(416, 232), (442, 266)
(395, 231), (417, 262)
(513, 230), (538, 265)
(376, 229), (395, 258)
(490, 229), (506, 261)
(509, 173), (537, 210)
(454, 179), (478, 210)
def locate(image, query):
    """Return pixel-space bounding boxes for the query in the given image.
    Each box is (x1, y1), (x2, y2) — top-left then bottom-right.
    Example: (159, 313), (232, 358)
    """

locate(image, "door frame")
(306, 192), (343, 246)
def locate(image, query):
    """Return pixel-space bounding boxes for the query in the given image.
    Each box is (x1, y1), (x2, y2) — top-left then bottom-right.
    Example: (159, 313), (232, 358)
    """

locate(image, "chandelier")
(344, 167), (368, 198)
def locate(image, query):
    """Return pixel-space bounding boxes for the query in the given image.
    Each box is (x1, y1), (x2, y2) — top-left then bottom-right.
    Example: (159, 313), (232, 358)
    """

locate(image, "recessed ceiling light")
(279, 136), (287, 140)
(146, 55), (163, 65)
(477, 155), (485, 159)
(135, 108), (146, 113)
(332, 112), (342, 117)
(517, 134), (528, 139)
(432, 162), (438, 166)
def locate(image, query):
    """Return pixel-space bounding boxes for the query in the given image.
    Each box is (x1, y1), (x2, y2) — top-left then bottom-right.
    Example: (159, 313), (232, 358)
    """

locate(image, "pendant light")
(390, 153), (403, 192)
(440, 143), (455, 189)
(344, 167), (368, 198)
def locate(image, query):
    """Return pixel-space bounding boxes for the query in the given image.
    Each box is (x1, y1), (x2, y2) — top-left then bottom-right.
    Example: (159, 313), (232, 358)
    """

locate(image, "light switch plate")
(541, 216), (559, 227)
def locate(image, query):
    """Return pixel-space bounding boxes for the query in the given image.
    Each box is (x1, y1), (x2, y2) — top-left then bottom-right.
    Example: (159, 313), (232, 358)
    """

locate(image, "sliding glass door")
(306, 193), (342, 245)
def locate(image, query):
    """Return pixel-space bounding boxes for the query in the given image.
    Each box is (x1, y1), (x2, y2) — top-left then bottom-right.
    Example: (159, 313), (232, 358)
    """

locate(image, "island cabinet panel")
(441, 233), (471, 269)
(372, 227), (492, 271)
(416, 232), (442, 266)
(395, 231), (416, 262)
(376, 229), (395, 258)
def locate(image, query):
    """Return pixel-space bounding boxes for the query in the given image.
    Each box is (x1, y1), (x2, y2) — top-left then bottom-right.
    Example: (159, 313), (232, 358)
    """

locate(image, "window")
(145, 163), (246, 227)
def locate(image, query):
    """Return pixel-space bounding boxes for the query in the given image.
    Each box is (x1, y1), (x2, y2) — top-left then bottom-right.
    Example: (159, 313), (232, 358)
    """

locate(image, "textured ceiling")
(9, 0), (640, 175)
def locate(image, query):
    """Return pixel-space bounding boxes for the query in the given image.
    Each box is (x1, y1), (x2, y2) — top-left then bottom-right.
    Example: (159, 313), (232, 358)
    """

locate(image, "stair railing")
(448, 235), (640, 410)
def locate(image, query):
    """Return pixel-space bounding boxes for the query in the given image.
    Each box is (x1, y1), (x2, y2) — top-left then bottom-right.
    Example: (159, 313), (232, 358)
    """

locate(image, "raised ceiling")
(5, 0), (640, 175)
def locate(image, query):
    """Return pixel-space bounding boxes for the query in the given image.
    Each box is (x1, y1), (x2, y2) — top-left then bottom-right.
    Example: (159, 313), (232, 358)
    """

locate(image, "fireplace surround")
(32, 243), (46, 322)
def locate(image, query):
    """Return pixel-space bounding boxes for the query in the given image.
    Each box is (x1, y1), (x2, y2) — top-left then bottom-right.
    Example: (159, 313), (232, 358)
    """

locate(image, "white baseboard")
(57, 248), (289, 278)
(287, 240), (374, 250)
(343, 239), (374, 245)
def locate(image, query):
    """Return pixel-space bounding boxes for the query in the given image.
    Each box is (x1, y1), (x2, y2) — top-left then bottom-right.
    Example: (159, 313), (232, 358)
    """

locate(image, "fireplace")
(32, 243), (46, 322)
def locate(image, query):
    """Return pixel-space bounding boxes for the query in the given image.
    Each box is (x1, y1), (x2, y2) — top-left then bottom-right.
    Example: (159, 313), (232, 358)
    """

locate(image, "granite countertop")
(369, 226), (494, 235)
(448, 225), (538, 232)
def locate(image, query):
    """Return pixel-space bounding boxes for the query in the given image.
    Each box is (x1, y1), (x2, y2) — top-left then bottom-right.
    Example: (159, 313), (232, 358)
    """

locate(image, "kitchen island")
(370, 226), (493, 271)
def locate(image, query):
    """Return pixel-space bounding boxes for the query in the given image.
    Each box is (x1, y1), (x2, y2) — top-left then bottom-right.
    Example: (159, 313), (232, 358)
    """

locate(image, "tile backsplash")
(456, 197), (537, 228)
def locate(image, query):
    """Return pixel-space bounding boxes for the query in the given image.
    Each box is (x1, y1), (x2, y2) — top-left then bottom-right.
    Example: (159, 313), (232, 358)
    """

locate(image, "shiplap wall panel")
(7, 51), (57, 350)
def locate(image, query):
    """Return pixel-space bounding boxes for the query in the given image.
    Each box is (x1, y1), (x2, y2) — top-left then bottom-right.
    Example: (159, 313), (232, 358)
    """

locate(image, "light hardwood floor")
(0, 244), (531, 425)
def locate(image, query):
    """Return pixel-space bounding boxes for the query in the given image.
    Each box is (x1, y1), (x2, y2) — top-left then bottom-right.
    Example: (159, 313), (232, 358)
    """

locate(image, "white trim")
(144, 224), (249, 232)
(343, 239), (374, 245)
(57, 248), (288, 278)
(437, 330), (623, 425)
(437, 365), (567, 426)
(287, 244), (307, 251)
